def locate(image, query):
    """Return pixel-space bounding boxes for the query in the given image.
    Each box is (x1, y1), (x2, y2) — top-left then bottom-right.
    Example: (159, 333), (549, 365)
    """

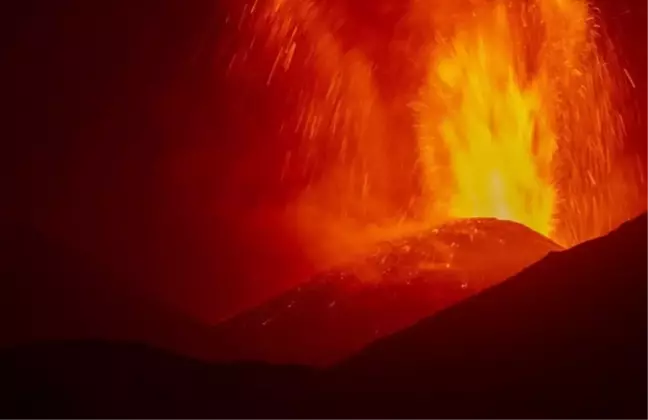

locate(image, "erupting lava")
(226, 0), (645, 266)
(415, 2), (557, 237)
(413, 0), (642, 245)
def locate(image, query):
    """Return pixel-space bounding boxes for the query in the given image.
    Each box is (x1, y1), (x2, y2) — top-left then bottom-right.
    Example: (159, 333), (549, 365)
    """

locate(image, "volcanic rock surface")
(213, 218), (562, 366)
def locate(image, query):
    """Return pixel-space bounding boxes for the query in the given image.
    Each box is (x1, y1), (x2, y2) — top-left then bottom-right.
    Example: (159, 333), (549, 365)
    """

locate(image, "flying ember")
(227, 0), (644, 266)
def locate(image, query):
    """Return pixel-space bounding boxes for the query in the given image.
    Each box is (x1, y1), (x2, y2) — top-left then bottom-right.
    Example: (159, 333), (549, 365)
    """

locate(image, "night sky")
(4, 0), (646, 326)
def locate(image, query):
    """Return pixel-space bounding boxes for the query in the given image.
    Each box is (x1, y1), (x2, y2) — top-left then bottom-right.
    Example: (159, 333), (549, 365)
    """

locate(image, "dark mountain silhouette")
(213, 218), (561, 366)
(316, 212), (647, 418)
(0, 340), (313, 418)
(0, 213), (644, 418)
(0, 225), (220, 361)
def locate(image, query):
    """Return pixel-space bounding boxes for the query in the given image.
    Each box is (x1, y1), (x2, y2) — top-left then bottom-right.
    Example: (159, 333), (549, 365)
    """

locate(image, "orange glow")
(228, 0), (645, 268)
(413, 0), (643, 246)
(414, 2), (557, 237)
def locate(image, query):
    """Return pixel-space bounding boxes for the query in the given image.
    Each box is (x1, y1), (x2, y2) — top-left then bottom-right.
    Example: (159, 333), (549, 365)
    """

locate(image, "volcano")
(213, 218), (561, 366)
(0, 213), (644, 418)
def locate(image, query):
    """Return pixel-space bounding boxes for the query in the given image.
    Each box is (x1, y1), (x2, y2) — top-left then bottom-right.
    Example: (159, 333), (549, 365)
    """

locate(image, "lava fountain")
(414, 2), (557, 238)
(412, 0), (643, 246)
(225, 0), (645, 268)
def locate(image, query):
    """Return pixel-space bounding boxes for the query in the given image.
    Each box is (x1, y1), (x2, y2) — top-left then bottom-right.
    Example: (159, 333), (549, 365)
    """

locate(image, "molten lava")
(415, 2), (557, 237)
(413, 0), (643, 245)
(226, 0), (645, 268)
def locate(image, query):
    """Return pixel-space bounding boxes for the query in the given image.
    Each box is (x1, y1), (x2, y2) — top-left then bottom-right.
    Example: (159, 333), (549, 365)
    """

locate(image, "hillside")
(213, 218), (561, 366)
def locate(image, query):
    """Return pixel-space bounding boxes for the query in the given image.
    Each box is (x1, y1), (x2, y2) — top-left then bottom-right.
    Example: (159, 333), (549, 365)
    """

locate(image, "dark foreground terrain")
(0, 213), (645, 418)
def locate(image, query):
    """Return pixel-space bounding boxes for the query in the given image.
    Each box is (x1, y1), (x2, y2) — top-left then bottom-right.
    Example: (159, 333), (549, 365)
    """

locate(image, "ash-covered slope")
(316, 212), (647, 418)
(213, 218), (561, 366)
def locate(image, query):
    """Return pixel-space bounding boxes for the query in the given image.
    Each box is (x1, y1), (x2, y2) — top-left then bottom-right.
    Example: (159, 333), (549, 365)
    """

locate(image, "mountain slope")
(0, 214), (644, 418)
(318, 213), (647, 418)
(0, 226), (220, 361)
(213, 218), (561, 366)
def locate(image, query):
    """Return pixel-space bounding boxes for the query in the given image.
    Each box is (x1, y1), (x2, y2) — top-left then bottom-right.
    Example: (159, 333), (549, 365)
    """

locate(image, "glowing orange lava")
(227, 0), (645, 266)
(413, 0), (643, 246)
(415, 2), (557, 237)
